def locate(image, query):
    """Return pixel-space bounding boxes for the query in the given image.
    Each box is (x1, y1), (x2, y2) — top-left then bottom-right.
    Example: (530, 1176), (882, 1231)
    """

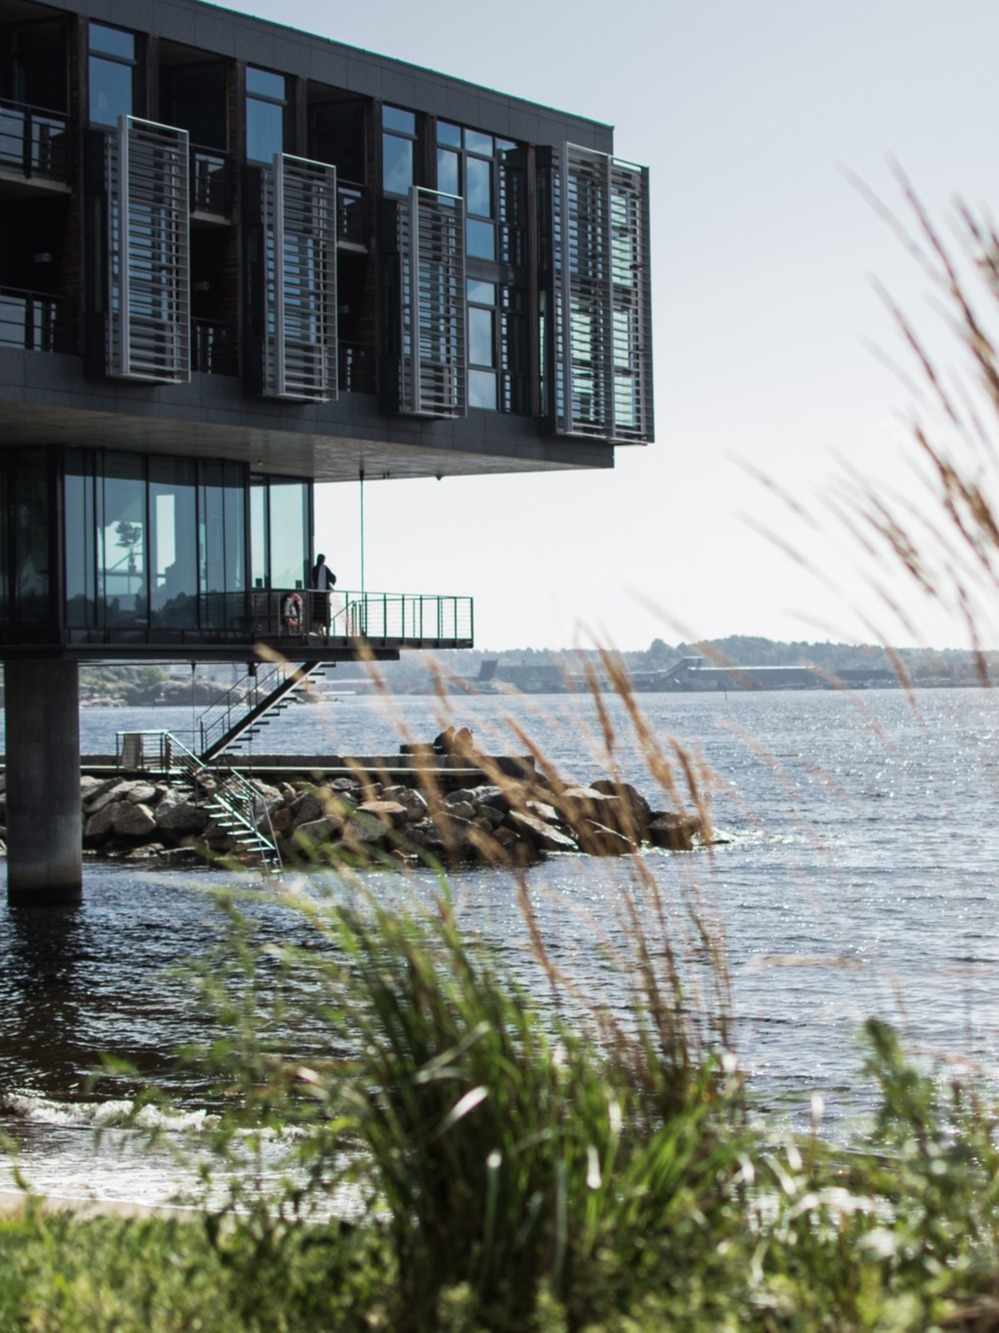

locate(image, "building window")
(88, 23), (136, 127)
(246, 66), (286, 163)
(439, 122), (528, 415)
(382, 105), (416, 196)
(467, 279), (496, 410)
(64, 451), (263, 635)
(250, 475), (310, 590)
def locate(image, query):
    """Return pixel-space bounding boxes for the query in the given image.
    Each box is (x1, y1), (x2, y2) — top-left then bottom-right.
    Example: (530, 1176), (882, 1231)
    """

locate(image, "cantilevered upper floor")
(0, 0), (654, 484)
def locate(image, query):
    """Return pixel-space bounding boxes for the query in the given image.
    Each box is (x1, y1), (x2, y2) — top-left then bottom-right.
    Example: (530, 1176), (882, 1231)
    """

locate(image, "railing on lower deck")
(0, 287), (74, 352)
(252, 589), (473, 646)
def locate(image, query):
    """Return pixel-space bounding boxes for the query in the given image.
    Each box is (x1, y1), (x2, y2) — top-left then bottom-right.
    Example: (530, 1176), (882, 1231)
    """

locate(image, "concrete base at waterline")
(5, 660), (82, 904)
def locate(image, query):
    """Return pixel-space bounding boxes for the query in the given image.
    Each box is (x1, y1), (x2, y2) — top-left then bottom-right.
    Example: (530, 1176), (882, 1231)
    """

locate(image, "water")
(3, 686), (999, 1206)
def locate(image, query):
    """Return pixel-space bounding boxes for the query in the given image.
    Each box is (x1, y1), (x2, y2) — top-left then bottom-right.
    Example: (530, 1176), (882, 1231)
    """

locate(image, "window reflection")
(246, 66), (286, 163)
(89, 23), (136, 127)
(150, 457), (197, 627)
(383, 105), (417, 196)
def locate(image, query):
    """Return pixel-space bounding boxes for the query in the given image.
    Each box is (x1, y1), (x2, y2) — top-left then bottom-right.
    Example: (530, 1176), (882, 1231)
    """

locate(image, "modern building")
(0, 0), (654, 900)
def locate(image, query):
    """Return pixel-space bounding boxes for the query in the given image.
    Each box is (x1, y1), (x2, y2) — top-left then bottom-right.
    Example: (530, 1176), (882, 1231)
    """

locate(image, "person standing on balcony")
(310, 553), (337, 635)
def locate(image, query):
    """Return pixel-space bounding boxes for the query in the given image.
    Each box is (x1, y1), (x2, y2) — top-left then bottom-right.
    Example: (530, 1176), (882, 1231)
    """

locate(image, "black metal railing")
(192, 318), (237, 374)
(337, 179), (369, 246)
(250, 588), (473, 645)
(0, 99), (69, 181)
(0, 287), (74, 352)
(338, 341), (375, 394)
(190, 145), (230, 215)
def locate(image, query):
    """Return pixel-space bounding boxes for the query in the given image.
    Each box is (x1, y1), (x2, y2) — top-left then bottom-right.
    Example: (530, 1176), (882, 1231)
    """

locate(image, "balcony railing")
(192, 318), (237, 375)
(0, 99), (69, 182)
(337, 180), (369, 247)
(338, 341), (375, 394)
(251, 588), (473, 646)
(0, 287), (74, 352)
(190, 145), (230, 215)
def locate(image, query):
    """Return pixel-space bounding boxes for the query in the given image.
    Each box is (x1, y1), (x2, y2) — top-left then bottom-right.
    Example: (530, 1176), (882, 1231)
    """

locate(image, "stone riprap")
(0, 763), (708, 870)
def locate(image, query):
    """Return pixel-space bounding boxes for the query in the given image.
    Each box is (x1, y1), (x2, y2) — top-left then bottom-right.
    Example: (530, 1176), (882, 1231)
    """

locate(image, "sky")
(219, 0), (999, 652)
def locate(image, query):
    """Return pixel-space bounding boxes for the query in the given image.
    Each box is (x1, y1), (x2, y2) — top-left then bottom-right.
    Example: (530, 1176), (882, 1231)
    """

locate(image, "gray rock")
(292, 817), (340, 849)
(113, 802), (157, 838)
(576, 820), (635, 856)
(469, 785), (513, 817)
(506, 810), (578, 853)
(646, 813), (702, 851)
(356, 799), (409, 829)
(125, 783), (158, 805)
(155, 800), (210, 836)
(381, 785), (429, 820)
(591, 779), (654, 834)
(290, 792), (325, 825)
(85, 801), (127, 841)
(86, 780), (140, 814)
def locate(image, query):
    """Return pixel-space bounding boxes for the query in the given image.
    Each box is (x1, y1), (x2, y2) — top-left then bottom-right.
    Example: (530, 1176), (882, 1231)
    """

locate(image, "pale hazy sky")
(219, 0), (999, 651)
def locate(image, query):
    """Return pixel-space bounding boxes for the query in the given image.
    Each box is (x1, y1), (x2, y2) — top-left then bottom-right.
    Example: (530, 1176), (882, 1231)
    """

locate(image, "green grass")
(2, 887), (995, 1332)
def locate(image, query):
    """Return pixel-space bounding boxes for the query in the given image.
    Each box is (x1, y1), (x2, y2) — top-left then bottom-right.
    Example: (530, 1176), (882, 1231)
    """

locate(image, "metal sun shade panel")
(399, 187), (467, 418)
(261, 153), (338, 401)
(107, 116), (191, 383)
(554, 144), (653, 443)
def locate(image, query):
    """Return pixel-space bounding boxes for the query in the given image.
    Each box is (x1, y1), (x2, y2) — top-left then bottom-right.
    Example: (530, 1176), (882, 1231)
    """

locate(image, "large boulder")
(506, 810), (577, 854)
(591, 779), (654, 836)
(155, 799), (210, 837)
(112, 802), (157, 838)
(381, 785), (429, 820)
(85, 801), (127, 843)
(575, 820), (635, 857)
(646, 813), (702, 851)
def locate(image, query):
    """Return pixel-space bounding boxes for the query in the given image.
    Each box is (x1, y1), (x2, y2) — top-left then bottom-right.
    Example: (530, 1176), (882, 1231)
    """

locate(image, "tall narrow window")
(150, 457), (197, 628)
(246, 67), (286, 163)
(437, 122), (528, 415)
(89, 23), (136, 127)
(382, 106), (416, 196)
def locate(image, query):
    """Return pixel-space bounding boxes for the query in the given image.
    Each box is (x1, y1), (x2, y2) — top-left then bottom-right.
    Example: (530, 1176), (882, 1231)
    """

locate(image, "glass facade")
(58, 451), (306, 639)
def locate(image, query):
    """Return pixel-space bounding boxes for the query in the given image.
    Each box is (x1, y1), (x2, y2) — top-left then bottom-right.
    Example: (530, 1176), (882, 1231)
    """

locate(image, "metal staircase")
(198, 661), (332, 762)
(115, 730), (283, 872)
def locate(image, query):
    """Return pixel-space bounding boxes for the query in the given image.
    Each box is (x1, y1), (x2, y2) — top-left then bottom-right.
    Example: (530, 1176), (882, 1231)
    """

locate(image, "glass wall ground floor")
(0, 444), (473, 656)
(0, 445), (310, 644)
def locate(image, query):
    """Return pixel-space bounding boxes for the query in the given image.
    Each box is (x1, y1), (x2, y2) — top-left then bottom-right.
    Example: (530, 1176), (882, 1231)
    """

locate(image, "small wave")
(1, 1092), (218, 1133)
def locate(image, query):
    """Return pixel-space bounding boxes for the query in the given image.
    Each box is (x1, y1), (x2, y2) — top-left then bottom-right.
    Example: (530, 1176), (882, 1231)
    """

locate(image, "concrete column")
(6, 660), (82, 904)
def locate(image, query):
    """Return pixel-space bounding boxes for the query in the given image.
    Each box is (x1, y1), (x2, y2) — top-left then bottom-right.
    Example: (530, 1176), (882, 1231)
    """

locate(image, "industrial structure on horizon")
(0, 0), (653, 899)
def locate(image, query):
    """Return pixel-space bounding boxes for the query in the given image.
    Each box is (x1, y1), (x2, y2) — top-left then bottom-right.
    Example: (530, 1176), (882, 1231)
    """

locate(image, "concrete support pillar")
(6, 661), (82, 904)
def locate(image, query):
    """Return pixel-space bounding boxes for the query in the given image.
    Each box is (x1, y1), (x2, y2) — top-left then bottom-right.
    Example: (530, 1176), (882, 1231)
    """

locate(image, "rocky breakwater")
(74, 757), (706, 873)
(0, 743), (709, 870)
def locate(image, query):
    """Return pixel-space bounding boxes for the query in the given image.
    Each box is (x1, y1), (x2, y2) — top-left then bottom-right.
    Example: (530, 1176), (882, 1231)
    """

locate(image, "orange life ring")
(280, 592), (303, 631)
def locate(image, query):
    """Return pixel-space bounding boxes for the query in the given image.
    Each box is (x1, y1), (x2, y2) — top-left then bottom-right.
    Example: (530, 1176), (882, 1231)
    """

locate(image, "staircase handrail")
(197, 661), (288, 756)
(117, 729), (281, 870)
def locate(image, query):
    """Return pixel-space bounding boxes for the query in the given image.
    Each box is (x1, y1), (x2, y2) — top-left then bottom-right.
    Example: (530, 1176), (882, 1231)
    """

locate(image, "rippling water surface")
(2, 686), (999, 1205)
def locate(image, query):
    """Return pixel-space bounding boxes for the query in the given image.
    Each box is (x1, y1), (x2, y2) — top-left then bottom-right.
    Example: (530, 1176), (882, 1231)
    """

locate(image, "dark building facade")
(0, 0), (653, 897)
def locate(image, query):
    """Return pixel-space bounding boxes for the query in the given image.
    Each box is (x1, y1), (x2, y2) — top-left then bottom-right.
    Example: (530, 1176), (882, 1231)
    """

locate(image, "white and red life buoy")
(280, 592), (303, 631)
